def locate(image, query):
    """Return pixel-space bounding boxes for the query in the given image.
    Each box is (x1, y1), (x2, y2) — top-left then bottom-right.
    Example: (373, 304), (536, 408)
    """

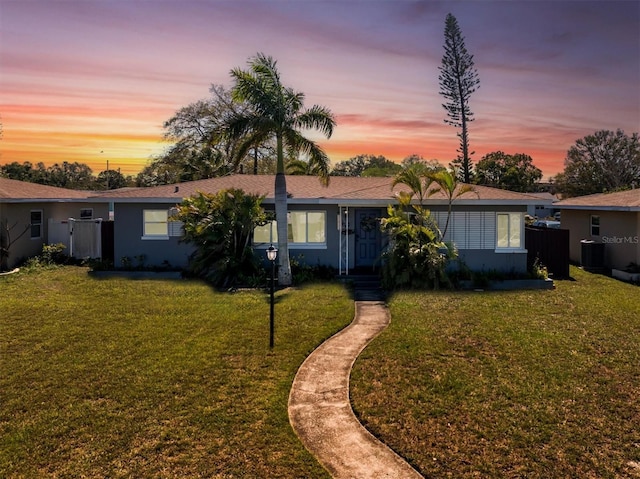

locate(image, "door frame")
(354, 208), (382, 270)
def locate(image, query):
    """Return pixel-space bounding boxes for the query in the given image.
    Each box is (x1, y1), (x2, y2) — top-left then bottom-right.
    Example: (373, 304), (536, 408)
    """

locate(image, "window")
(142, 210), (168, 239)
(254, 211), (326, 246)
(30, 210), (43, 239)
(496, 212), (522, 249)
(590, 215), (600, 236)
(254, 221), (277, 244)
(434, 211), (496, 250)
(80, 208), (93, 219)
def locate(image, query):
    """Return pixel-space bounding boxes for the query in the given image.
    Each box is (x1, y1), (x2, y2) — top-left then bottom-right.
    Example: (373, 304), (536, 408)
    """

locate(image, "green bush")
(380, 199), (455, 290)
(24, 243), (69, 269)
(177, 189), (271, 288)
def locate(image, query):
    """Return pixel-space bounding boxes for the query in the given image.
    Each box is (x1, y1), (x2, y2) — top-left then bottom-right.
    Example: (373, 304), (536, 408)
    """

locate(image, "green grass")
(4, 266), (640, 478)
(351, 266), (640, 478)
(0, 267), (353, 478)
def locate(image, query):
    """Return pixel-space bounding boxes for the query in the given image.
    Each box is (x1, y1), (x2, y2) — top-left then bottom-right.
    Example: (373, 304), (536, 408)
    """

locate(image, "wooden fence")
(525, 226), (570, 278)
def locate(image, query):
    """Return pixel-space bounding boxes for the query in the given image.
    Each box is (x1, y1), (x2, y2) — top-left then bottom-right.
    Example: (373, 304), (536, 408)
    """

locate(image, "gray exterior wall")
(456, 249), (527, 272)
(112, 201), (530, 275)
(113, 202), (194, 268)
(257, 204), (340, 268)
(1, 201), (109, 269)
(434, 204), (529, 274)
(562, 209), (640, 270)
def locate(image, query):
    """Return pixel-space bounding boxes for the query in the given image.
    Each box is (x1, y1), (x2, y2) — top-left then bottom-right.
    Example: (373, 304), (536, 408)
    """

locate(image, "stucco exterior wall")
(0, 201), (111, 269)
(437, 205), (529, 274)
(256, 204), (340, 269)
(2, 204), (37, 268)
(48, 202), (110, 221)
(113, 202), (194, 269)
(562, 209), (640, 270)
(457, 249), (528, 273)
(111, 201), (531, 275)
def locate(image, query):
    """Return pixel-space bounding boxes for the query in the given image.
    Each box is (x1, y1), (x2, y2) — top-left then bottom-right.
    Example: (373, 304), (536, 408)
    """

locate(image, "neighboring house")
(526, 192), (557, 219)
(555, 189), (640, 270)
(0, 178), (109, 270)
(94, 174), (542, 275)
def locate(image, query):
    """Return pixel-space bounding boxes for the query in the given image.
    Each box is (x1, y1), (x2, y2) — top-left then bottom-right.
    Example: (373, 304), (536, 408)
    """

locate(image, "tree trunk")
(275, 134), (292, 286)
(253, 147), (258, 175)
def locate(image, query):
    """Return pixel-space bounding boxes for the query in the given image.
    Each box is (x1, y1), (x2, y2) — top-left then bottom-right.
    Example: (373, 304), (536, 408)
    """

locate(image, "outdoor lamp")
(266, 245), (277, 348)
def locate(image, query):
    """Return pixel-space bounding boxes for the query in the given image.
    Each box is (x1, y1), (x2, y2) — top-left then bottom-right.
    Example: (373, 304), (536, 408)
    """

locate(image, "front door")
(355, 208), (381, 269)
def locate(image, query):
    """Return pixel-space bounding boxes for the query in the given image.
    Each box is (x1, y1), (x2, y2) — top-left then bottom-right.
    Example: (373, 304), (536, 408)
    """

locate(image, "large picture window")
(254, 211), (326, 246)
(496, 212), (522, 249)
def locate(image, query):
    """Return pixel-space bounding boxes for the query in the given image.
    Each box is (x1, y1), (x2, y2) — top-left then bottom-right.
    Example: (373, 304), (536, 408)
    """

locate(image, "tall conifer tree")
(438, 13), (480, 183)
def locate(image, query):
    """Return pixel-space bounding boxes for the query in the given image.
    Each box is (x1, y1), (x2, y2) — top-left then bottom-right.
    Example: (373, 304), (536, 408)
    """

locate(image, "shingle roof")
(92, 174), (541, 204)
(555, 189), (640, 211)
(0, 177), (91, 200)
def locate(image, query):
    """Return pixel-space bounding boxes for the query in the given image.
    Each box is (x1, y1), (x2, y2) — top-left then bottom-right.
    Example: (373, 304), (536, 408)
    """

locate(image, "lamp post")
(266, 245), (277, 349)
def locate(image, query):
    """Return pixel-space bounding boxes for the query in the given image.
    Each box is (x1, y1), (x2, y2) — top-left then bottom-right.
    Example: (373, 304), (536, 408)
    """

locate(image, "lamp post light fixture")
(266, 245), (278, 349)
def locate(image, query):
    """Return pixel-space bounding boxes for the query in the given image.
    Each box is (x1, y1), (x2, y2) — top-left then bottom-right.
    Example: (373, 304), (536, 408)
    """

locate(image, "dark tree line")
(0, 161), (133, 190)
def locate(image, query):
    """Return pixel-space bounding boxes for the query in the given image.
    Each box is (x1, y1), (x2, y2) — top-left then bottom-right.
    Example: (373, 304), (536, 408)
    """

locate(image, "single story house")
(0, 178), (110, 270)
(93, 174), (543, 275)
(555, 189), (640, 271)
(526, 192), (558, 219)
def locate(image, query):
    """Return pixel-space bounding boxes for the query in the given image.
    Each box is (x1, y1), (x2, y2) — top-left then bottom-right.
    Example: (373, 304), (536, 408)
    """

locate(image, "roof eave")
(556, 204), (640, 212)
(1, 198), (93, 203)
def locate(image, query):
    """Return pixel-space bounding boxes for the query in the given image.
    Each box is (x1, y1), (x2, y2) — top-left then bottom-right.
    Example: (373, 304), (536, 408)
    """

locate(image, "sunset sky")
(1, 0), (638, 179)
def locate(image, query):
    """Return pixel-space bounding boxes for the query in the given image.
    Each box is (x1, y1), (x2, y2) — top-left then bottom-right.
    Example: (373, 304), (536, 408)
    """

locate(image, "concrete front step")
(338, 275), (386, 302)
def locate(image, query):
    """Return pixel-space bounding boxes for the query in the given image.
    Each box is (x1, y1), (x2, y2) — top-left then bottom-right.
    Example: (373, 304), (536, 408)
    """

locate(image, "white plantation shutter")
(483, 212), (496, 249)
(433, 211), (496, 249)
(450, 211), (467, 248)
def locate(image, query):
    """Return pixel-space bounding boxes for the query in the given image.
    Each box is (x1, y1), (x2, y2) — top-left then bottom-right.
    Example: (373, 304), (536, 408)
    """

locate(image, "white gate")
(48, 218), (102, 259)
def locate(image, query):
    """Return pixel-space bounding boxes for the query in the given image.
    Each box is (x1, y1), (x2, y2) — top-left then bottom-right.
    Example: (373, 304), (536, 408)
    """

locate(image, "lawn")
(3, 266), (639, 478)
(351, 266), (640, 478)
(0, 267), (353, 478)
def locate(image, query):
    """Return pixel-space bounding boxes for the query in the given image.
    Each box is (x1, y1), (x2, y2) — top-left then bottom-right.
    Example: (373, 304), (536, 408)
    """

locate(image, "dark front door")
(355, 209), (381, 269)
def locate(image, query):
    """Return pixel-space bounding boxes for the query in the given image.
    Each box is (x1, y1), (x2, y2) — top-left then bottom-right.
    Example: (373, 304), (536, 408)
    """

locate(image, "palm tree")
(427, 169), (475, 240)
(393, 165), (475, 241)
(392, 162), (434, 208)
(229, 53), (336, 285)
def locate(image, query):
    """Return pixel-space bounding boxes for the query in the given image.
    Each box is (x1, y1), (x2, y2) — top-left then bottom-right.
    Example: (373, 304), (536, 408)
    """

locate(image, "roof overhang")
(98, 197), (540, 207)
(0, 198), (97, 204)
(556, 204), (640, 212)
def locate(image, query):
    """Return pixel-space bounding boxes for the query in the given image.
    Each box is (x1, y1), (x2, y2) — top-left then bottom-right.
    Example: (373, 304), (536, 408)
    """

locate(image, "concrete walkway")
(288, 301), (423, 479)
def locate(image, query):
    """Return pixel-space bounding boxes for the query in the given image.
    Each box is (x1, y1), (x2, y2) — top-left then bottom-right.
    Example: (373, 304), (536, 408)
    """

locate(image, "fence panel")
(101, 221), (115, 263)
(525, 227), (570, 278)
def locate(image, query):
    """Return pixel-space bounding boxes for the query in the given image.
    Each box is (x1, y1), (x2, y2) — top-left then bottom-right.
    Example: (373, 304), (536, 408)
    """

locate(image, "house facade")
(0, 178), (109, 270)
(95, 175), (541, 275)
(526, 192), (557, 219)
(555, 189), (640, 270)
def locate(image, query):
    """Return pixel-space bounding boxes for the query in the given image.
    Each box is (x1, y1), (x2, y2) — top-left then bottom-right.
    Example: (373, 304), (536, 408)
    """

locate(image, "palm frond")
(295, 105), (336, 138)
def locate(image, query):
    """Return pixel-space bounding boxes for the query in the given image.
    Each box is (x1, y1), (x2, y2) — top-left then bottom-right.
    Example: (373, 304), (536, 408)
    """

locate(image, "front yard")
(1, 266), (638, 478)
(1, 267), (352, 478)
(352, 266), (640, 478)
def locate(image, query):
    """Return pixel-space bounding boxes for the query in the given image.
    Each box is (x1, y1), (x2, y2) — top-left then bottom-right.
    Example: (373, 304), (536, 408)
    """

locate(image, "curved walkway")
(288, 301), (423, 479)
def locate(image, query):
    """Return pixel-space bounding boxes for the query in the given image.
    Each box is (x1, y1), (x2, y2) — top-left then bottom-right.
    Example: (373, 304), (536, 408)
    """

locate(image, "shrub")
(24, 243), (69, 269)
(177, 189), (271, 288)
(380, 199), (455, 290)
